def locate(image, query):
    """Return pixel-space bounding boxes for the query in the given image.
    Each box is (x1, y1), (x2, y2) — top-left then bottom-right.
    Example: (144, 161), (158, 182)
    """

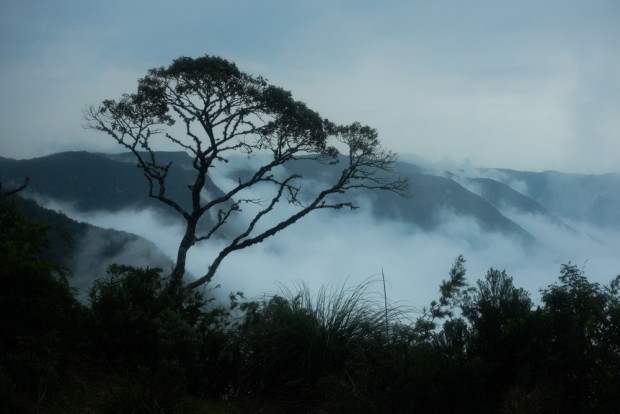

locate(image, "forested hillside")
(12, 196), (173, 299)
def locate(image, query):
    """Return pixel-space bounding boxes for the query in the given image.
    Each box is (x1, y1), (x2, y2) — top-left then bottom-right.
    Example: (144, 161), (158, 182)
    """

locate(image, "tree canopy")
(84, 55), (408, 290)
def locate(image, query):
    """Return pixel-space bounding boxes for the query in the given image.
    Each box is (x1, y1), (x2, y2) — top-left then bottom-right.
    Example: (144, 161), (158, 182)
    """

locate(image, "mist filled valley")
(2, 150), (619, 306)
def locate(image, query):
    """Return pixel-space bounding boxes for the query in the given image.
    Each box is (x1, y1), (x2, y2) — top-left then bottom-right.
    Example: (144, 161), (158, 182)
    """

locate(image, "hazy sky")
(1, 0), (619, 173)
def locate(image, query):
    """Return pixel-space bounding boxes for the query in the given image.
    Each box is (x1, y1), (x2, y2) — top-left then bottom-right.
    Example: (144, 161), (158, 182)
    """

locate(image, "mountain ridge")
(3, 150), (616, 239)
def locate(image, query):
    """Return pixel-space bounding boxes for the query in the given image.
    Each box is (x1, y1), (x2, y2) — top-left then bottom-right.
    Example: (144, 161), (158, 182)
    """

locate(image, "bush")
(87, 264), (246, 407)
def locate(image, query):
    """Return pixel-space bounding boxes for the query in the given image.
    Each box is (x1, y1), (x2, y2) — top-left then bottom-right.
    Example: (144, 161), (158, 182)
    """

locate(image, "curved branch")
(0, 177), (29, 198)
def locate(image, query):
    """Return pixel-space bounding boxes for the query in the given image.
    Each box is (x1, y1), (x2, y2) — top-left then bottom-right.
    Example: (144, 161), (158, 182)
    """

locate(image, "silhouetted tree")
(84, 55), (408, 291)
(462, 269), (534, 403)
(540, 264), (620, 412)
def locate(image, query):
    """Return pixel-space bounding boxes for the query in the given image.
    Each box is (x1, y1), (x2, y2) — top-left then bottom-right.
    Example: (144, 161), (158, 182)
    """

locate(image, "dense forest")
(2, 193), (619, 413)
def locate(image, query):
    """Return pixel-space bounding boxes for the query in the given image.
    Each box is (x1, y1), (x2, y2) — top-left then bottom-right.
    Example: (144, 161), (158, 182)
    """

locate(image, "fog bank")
(39, 195), (620, 309)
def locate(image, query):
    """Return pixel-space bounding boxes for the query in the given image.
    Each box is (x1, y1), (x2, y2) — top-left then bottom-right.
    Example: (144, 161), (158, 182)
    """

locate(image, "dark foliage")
(2, 197), (618, 412)
(407, 259), (620, 414)
(0, 197), (84, 411)
(539, 264), (620, 413)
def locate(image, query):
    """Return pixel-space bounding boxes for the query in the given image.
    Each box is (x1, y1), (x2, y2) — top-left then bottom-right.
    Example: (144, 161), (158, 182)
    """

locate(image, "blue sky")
(1, 0), (619, 172)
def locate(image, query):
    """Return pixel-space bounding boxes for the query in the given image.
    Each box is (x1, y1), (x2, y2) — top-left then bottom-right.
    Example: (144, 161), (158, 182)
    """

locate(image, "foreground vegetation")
(2, 197), (619, 413)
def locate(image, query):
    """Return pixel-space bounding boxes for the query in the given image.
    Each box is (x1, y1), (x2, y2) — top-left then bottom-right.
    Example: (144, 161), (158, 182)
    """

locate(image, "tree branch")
(0, 177), (29, 198)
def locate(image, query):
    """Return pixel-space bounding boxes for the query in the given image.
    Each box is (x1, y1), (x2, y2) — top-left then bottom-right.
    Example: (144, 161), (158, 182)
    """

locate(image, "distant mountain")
(277, 156), (534, 241)
(3, 150), (619, 253)
(370, 172), (534, 241)
(464, 177), (577, 234)
(481, 169), (620, 229)
(0, 151), (223, 220)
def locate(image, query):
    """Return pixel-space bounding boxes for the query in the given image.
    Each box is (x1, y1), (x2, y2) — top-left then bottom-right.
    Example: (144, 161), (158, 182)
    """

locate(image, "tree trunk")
(169, 218), (197, 293)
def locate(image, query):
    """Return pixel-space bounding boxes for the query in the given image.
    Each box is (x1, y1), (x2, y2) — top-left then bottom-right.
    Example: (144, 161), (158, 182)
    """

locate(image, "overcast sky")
(1, 0), (619, 173)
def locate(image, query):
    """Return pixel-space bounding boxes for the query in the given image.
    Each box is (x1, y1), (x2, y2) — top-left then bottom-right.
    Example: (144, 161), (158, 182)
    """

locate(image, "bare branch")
(0, 177), (29, 198)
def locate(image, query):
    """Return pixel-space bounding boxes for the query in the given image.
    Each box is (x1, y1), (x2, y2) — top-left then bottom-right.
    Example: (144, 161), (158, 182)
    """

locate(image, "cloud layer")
(47, 195), (620, 310)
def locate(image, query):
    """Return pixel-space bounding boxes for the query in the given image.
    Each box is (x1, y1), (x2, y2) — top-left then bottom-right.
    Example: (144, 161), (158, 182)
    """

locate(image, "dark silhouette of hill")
(3, 151), (619, 245)
(0, 151), (223, 220)
(2, 151), (534, 240)
(13, 196), (173, 299)
(371, 171), (534, 241)
(279, 157), (535, 241)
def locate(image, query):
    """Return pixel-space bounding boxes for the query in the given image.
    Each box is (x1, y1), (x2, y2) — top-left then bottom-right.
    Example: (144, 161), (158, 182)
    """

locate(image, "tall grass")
(237, 278), (406, 402)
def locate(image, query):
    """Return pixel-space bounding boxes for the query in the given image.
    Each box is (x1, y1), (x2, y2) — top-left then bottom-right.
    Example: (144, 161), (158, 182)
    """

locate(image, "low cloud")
(69, 227), (174, 301)
(37, 190), (620, 310)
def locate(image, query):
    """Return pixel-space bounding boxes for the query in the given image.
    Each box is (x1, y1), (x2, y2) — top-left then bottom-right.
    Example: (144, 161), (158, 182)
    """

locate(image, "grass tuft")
(237, 278), (406, 404)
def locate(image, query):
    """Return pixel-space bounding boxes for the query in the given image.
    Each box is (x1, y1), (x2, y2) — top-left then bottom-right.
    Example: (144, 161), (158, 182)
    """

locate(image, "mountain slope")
(5, 151), (618, 243)
(486, 169), (620, 229)
(0, 151), (223, 217)
(370, 171), (534, 241)
(276, 156), (534, 241)
(1, 151), (541, 242)
(465, 177), (577, 234)
(13, 196), (173, 299)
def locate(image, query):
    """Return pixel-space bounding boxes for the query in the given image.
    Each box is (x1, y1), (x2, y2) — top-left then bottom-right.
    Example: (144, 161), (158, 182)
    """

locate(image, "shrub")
(236, 279), (401, 405)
